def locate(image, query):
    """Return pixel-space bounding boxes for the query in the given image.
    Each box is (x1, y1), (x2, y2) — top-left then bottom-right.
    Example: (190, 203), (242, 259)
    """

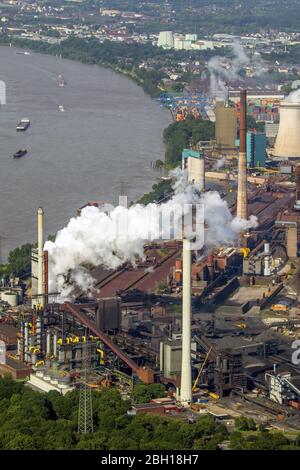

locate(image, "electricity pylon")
(78, 342), (93, 434)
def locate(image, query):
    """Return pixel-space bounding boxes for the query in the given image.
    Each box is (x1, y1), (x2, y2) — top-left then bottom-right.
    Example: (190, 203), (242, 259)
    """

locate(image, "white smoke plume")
(169, 167), (188, 193)
(202, 191), (257, 248)
(213, 156), (226, 170)
(285, 88), (300, 103)
(45, 176), (257, 301)
(208, 43), (248, 99)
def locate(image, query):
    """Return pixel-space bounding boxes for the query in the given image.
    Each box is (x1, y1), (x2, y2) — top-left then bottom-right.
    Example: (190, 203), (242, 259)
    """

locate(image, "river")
(0, 46), (171, 260)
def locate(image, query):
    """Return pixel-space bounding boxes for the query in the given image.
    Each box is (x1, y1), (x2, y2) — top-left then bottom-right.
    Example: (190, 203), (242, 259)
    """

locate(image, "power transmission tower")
(78, 342), (94, 434)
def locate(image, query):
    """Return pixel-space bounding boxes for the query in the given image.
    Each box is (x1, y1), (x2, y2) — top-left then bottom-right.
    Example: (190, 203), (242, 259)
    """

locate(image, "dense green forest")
(0, 376), (299, 450)
(0, 376), (228, 450)
(0, 235), (55, 279)
(163, 117), (215, 167)
(0, 243), (33, 279)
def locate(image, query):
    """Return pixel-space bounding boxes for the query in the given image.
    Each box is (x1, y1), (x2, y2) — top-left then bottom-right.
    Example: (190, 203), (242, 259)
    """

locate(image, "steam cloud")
(213, 156), (226, 170)
(208, 43), (248, 99)
(45, 175), (257, 301)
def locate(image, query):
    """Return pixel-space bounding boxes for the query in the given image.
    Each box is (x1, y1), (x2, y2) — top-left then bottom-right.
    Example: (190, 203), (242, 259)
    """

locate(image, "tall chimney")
(274, 101), (300, 158)
(180, 238), (192, 404)
(37, 207), (44, 308)
(237, 90), (248, 220)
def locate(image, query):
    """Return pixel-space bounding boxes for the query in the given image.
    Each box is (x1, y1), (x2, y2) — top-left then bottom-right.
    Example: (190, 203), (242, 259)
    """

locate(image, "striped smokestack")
(237, 89), (248, 220)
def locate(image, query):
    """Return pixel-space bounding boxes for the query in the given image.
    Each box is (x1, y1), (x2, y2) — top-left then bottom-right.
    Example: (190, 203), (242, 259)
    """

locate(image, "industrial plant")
(1, 87), (300, 434)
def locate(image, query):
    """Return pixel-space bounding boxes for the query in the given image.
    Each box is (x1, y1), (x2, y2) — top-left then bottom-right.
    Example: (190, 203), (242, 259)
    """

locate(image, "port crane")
(158, 92), (208, 122)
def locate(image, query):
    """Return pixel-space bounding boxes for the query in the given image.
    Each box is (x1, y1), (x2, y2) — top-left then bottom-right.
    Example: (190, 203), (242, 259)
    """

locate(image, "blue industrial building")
(246, 132), (266, 168)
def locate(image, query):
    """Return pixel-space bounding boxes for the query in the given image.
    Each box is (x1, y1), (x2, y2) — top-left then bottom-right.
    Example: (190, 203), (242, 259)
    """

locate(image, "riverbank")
(0, 34), (163, 98)
(0, 34), (216, 169)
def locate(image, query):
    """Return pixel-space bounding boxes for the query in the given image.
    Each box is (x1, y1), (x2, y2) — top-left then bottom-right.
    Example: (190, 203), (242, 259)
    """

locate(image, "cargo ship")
(13, 149), (27, 158)
(16, 51), (31, 56)
(16, 118), (30, 131)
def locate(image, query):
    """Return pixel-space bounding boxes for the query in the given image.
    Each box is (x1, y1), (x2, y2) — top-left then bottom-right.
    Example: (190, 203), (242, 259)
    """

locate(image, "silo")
(215, 107), (237, 150)
(182, 149), (205, 191)
(274, 101), (300, 158)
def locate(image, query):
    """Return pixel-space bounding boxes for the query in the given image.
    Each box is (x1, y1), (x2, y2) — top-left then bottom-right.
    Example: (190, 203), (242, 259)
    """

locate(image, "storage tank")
(274, 101), (300, 158)
(1, 291), (18, 307)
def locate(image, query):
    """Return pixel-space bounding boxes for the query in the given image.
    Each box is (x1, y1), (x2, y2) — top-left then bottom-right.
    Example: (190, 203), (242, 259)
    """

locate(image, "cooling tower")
(274, 101), (300, 159)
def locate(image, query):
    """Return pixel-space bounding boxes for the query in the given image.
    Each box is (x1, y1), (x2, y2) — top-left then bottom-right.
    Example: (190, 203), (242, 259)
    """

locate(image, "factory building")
(182, 148), (205, 191)
(215, 106), (237, 151)
(160, 338), (197, 380)
(246, 132), (266, 168)
(96, 297), (121, 332)
(0, 356), (31, 380)
(267, 371), (300, 406)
